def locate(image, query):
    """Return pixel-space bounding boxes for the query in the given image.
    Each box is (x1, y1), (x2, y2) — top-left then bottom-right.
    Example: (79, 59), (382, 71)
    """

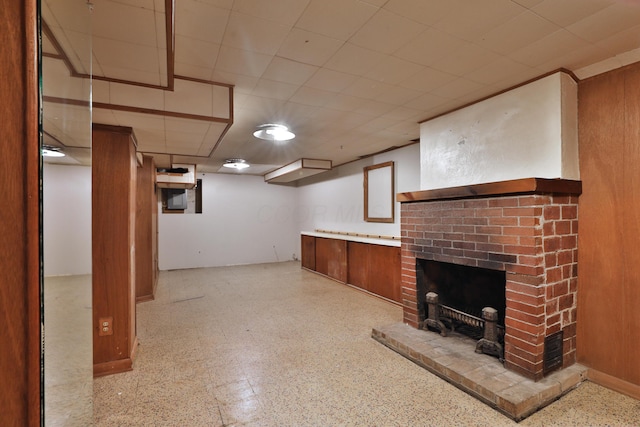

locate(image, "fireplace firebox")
(398, 178), (581, 381)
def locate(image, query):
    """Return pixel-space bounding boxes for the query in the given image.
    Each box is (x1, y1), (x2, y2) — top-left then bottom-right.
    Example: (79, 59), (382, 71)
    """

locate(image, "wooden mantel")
(397, 178), (582, 203)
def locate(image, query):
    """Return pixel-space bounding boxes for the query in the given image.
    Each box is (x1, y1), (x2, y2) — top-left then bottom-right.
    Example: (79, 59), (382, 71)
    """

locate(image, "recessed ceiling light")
(253, 124), (295, 141)
(42, 146), (65, 157)
(223, 158), (250, 170)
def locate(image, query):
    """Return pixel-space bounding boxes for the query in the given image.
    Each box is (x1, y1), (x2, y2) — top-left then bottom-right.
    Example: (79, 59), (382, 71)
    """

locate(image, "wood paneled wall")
(578, 62), (640, 395)
(136, 155), (159, 302)
(0, 0), (41, 425)
(92, 124), (138, 377)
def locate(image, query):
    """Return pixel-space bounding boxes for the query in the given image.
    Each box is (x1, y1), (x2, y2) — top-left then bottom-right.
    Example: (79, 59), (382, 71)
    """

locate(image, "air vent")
(543, 330), (563, 375)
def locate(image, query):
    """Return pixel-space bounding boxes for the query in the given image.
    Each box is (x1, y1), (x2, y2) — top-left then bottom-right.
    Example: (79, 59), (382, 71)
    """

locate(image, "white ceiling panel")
(276, 28), (343, 66)
(349, 9), (426, 55)
(262, 57), (319, 86)
(295, 0), (379, 41)
(222, 12), (291, 56)
(42, 0), (640, 174)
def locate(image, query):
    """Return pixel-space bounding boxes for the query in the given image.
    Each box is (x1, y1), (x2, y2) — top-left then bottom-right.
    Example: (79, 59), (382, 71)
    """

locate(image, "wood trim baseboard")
(93, 358), (133, 378)
(587, 368), (640, 401)
(136, 294), (155, 303)
(93, 337), (138, 378)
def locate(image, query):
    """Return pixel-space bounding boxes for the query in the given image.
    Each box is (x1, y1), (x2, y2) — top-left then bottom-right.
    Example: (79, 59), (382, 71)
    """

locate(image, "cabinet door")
(347, 242), (369, 291)
(315, 237), (347, 282)
(368, 245), (401, 303)
(301, 235), (316, 270)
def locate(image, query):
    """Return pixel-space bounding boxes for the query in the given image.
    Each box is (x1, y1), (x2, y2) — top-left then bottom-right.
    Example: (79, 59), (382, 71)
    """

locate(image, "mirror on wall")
(364, 161), (395, 223)
(41, 0), (93, 424)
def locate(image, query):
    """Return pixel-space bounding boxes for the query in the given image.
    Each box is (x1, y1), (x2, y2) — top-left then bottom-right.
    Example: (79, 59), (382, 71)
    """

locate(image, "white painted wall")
(296, 143), (420, 237)
(43, 163), (92, 276)
(158, 172), (298, 270)
(420, 72), (579, 190)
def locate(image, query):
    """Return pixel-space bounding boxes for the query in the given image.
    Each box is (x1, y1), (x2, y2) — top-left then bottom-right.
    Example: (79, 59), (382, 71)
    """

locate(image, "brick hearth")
(398, 178), (582, 381)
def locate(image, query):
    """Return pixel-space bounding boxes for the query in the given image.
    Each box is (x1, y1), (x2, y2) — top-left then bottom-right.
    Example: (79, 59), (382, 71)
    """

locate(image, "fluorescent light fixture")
(42, 146), (65, 157)
(253, 124), (295, 141)
(223, 158), (250, 170)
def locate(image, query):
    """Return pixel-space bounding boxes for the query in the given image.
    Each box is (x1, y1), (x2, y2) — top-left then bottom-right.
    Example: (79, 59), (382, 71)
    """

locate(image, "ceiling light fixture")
(223, 158), (250, 170)
(42, 146), (65, 158)
(253, 124), (295, 141)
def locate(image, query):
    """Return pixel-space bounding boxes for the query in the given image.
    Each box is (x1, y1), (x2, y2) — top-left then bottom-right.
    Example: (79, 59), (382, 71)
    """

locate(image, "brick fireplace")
(398, 178), (581, 381)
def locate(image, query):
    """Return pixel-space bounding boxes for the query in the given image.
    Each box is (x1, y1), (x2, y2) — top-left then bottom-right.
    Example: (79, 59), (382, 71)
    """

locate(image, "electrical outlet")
(98, 317), (113, 336)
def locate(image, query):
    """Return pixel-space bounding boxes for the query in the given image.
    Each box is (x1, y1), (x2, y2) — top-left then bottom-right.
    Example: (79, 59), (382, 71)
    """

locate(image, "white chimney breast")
(419, 71), (578, 190)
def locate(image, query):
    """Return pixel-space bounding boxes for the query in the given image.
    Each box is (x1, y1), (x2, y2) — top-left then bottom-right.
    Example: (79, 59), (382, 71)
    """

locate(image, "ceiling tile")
(567, 3), (640, 43)
(175, 35), (220, 69)
(465, 57), (536, 86)
(165, 117), (211, 134)
(431, 0), (524, 41)
(324, 43), (385, 76)
(304, 69), (358, 93)
(431, 43), (501, 77)
(596, 25), (640, 57)
(165, 79), (213, 116)
(383, 0), (459, 26)
(404, 92), (449, 111)
(215, 45), (273, 77)
(377, 85), (421, 106)
(210, 71), (259, 94)
(478, 10), (561, 55)
(222, 12), (291, 55)
(175, 0), (229, 43)
(276, 28), (344, 66)
(398, 66), (457, 92)
(232, 0), (310, 26)
(92, 36), (161, 74)
(394, 28), (467, 67)
(262, 57), (318, 85)
(289, 86), (338, 107)
(531, 0), (612, 27)
(342, 77), (393, 100)
(509, 29), (587, 67)
(175, 62), (216, 81)
(295, 0), (379, 41)
(429, 77), (484, 100)
(364, 55), (425, 85)
(95, 65), (162, 86)
(349, 9), (426, 54)
(251, 79), (299, 100)
(92, 1), (158, 47)
(212, 85), (232, 119)
(108, 82), (165, 110)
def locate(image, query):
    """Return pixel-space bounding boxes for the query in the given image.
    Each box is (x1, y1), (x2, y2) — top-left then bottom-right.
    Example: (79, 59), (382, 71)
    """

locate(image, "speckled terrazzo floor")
(87, 261), (640, 426)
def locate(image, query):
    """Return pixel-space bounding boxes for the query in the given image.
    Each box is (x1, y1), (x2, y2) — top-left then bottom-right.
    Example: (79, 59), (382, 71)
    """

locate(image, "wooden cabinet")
(301, 234), (316, 270)
(92, 124), (138, 377)
(136, 155), (159, 302)
(301, 234), (401, 303)
(347, 242), (401, 302)
(315, 237), (347, 282)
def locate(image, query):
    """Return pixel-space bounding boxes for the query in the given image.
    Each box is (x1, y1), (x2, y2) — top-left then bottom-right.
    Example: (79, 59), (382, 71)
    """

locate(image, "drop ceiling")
(41, 0), (640, 176)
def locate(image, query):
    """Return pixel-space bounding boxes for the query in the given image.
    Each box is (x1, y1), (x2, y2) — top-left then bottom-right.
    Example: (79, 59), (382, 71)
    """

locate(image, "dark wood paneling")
(315, 237), (347, 282)
(347, 242), (401, 303)
(622, 65), (640, 386)
(92, 125), (137, 376)
(301, 235), (316, 270)
(0, 0), (41, 424)
(347, 242), (369, 290)
(368, 244), (401, 303)
(136, 156), (158, 302)
(577, 64), (640, 388)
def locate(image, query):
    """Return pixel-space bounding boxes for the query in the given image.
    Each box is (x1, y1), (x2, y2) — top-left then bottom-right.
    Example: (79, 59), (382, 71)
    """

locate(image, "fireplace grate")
(424, 292), (504, 360)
